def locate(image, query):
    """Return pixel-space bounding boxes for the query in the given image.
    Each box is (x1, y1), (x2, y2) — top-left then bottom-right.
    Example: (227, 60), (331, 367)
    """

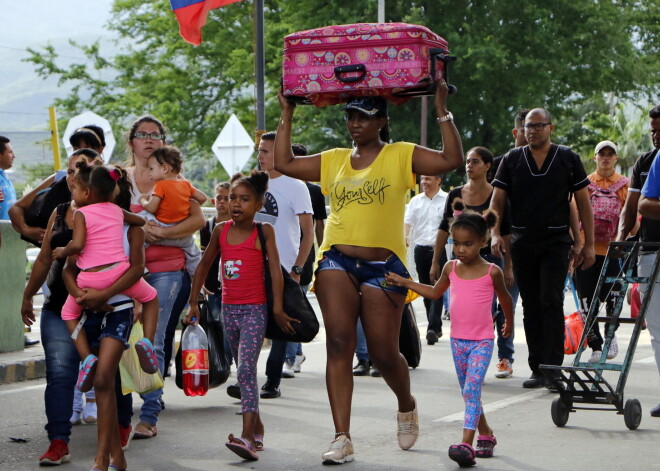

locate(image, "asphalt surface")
(1, 295), (660, 471)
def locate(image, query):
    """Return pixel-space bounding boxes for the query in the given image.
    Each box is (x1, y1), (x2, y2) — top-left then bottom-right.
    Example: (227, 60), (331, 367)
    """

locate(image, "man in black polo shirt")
(621, 105), (660, 417)
(490, 108), (595, 388)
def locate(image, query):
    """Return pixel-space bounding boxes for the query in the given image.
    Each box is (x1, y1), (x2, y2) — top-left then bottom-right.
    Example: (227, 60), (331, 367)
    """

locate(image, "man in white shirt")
(404, 175), (447, 344)
(254, 132), (314, 399)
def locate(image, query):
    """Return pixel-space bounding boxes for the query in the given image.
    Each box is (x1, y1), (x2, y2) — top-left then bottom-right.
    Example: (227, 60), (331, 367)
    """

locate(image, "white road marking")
(635, 356), (656, 364)
(433, 389), (548, 422)
(0, 383), (45, 396)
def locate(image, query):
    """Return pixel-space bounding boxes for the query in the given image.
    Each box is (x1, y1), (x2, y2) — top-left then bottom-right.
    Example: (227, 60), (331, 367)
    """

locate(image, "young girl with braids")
(386, 202), (514, 467)
(185, 170), (296, 462)
(53, 162), (160, 396)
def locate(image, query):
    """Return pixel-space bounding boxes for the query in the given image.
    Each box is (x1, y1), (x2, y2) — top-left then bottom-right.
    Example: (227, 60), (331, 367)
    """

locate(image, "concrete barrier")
(0, 222), (27, 353)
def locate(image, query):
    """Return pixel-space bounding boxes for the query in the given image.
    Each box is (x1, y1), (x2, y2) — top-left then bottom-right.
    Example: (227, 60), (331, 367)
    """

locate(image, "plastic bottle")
(181, 319), (209, 397)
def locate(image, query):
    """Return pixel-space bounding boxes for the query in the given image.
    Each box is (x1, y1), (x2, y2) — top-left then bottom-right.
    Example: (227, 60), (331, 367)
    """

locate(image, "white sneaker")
(606, 335), (618, 360)
(396, 397), (419, 450)
(83, 401), (97, 424)
(293, 353), (306, 373)
(70, 409), (82, 425)
(589, 349), (603, 363)
(322, 435), (354, 464)
(282, 360), (295, 379)
(494, 358), (513, 378)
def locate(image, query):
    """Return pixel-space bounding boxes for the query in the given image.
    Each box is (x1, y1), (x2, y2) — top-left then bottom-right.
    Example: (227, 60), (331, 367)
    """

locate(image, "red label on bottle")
(182, 349), (209, 373)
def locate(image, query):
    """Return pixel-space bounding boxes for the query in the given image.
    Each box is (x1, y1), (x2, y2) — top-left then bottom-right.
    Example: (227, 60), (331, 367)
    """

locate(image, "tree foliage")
(26, 0), (660, 193)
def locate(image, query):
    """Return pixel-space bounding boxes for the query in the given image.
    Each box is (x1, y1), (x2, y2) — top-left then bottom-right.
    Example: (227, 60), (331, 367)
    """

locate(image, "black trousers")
(511, 235), (571, 373)
(574, 254), (620, 350)
(414, 245), (446, 334)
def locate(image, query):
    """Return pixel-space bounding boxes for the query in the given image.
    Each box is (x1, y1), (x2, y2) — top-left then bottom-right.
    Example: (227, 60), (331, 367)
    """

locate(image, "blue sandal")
(77, 354), (98, 393)
(135, 338), (158, 374)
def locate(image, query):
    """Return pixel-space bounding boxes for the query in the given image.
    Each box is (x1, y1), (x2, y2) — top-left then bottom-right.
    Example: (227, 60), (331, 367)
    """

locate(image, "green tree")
(26, 0), (660, 194)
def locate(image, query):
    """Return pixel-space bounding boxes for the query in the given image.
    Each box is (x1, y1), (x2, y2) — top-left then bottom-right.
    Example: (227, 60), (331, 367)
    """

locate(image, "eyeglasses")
(133, 132), (164, 140)
(523, 122), (552, 131)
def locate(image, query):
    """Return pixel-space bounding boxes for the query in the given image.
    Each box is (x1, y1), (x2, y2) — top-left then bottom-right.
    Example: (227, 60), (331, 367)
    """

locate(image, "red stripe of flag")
(170, 0), (243, 45)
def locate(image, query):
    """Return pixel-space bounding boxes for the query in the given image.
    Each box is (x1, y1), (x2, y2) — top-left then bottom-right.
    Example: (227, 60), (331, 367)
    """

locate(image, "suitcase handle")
(430, 49), (458, 95)
(334, 64), (367, 83)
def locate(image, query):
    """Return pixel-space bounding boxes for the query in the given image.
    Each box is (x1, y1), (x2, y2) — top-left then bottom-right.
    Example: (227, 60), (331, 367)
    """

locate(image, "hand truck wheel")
(624, 398), (642, 430)
(551, 396), (571, 427)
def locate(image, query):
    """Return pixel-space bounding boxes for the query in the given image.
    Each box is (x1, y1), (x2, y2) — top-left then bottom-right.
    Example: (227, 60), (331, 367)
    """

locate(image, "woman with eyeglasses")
(121, 115), (205, 440)
(273, 81), (463, 464)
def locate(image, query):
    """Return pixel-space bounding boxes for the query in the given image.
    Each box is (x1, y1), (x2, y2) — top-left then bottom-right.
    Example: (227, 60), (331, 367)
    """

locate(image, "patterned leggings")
(450, 338), (494, 430)
(223, 303), (267, 413)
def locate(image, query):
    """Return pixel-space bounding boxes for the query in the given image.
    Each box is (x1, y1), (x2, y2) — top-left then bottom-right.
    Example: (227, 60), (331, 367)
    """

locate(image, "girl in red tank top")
(185, 171), (298, 462)
(387, 203), (514, 466)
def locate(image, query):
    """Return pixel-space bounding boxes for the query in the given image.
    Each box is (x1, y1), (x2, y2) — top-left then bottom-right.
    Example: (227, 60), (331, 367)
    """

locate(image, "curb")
(0, 358), (47, 385)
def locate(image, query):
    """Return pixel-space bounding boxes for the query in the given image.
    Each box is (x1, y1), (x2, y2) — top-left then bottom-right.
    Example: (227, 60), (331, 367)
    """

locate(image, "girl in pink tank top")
(387, 203), (514, 467)
(185, 171), (297, 463)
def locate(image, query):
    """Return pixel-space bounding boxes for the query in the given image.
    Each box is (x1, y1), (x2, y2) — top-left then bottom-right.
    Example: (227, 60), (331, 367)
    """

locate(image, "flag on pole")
(170, 0), (242, 46)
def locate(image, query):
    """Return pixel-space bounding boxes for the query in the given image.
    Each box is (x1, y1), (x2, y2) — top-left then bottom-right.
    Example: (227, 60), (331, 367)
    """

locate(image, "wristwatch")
(292, 265), (303, 275)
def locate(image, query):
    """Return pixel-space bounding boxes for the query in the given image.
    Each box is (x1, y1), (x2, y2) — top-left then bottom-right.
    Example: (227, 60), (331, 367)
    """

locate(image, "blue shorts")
(316, 247), (410, 296)
(83, 301), (135, 350)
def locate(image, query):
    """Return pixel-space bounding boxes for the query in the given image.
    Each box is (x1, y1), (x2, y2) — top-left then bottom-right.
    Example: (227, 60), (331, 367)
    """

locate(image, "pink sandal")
(475, 434), (497, 458)
(135, 338), (158, 374)
(254, 434), (264, 451)
(77, 354), (98, 392)
(225, 434), (259, 461)
(448, 443), (476, 467)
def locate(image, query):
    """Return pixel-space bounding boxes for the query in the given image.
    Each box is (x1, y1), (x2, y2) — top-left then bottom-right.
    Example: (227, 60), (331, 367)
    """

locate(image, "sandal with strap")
(254, 434), (264, 451)
(135, 338), (159, 374)
(475, 434), (497, 458)
(77, 354), (98, 393)
(448, 443), (476, 467)
(133, 421), (157, 440)
(225, 434), (259, 461)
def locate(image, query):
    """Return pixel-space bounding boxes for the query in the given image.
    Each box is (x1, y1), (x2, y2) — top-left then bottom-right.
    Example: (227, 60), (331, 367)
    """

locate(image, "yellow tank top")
(318, 141), (416, 266)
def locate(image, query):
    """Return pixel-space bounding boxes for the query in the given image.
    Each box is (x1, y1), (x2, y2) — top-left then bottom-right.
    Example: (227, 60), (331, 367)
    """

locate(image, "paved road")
(2, 296), (660, 470)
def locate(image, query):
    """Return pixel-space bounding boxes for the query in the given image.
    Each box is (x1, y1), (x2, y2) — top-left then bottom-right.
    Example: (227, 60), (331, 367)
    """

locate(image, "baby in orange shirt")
(139, 146), (207, 275)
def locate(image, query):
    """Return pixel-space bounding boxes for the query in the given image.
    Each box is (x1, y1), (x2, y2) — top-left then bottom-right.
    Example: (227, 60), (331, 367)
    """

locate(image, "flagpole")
(255, 0), (266, 135)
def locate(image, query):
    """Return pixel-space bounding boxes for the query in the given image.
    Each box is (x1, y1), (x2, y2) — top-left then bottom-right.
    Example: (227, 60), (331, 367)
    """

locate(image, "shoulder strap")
(487, 263), (494, 275)
(609, 177), (630, 193)
(255, 222), (268, 260)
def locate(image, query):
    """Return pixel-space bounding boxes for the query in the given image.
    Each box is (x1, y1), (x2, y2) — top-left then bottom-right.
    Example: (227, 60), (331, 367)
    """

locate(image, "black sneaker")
(260, 381), (281, 399)
(370, 367), (382, 377)
(650, 404), (660, 417)
(522, 372), (544, 389)
(426, 330), (439, 345)
(353, 360), (370, 376)
(227, 382), (241, 399)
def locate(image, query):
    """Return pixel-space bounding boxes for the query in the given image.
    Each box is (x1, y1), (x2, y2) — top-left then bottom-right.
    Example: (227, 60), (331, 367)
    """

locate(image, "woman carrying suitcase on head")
(273, 81), (463, 464)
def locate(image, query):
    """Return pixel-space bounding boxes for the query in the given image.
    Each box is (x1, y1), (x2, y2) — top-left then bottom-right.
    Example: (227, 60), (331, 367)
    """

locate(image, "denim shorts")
(317, 246), (410, 296)
(83, 301), (135, 350)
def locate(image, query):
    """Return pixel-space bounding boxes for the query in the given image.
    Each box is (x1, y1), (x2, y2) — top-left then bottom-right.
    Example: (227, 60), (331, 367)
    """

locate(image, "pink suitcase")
(282, 23), (456, 107)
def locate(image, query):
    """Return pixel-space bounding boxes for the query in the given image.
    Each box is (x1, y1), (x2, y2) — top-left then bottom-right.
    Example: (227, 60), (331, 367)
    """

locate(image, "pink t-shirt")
(76, 202), (128, 270)
(449, 261), (495, 340)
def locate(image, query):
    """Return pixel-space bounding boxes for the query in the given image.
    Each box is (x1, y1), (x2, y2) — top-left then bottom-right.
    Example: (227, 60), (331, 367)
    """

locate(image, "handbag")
(399, 303), (422, 368)
(256, 223), (319, 342)
(175, 299), (230, 389)
(118, 321), (164, 395)
(564, 276), (587, 355)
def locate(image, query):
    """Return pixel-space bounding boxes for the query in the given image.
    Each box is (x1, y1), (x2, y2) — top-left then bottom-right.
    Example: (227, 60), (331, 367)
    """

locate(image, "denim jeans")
(139, 270), (188, 426)
(355, 318), (369, 362)
(208, 292), (235, 366)
(41, 310), (79, 442)
(285, 342), (303, 363)
(483, 255), (518, 363)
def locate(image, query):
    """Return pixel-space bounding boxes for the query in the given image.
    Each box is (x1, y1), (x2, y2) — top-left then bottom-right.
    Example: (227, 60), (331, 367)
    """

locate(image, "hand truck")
(540, 241), (660, 430)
